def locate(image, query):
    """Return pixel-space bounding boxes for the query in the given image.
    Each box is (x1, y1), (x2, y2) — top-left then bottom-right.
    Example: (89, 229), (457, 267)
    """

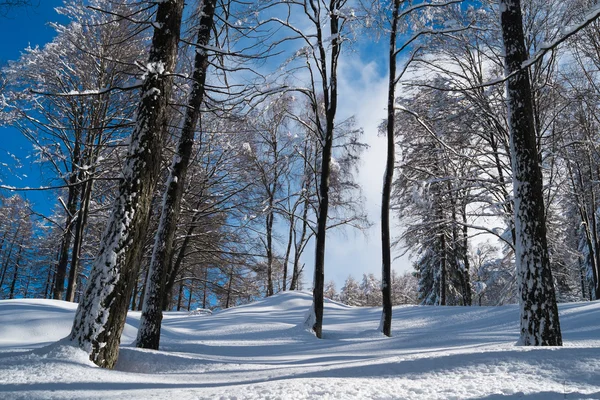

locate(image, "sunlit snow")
(1, 292), (600, 399)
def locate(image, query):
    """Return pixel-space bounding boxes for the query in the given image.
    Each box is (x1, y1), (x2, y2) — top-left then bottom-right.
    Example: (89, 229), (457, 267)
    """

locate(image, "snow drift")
(1, 292), (600, 399)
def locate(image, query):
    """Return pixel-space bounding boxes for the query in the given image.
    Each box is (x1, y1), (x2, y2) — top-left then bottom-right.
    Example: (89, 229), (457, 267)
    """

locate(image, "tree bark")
(380, 0), (400, 338)
(53, 158), (80, 301)
(136, 0), (216, 350)
(499, 0), (562, 346)
(308, 0), (341, 338)
(8, 239), (24, 299)
(69, 0), (185, 368)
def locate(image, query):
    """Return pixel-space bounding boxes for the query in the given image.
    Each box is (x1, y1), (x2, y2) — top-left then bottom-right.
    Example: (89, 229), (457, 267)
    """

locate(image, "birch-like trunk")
(69, 0), (185, 368)
(136, 0), (216, 350)
(499, 0), (562, 346)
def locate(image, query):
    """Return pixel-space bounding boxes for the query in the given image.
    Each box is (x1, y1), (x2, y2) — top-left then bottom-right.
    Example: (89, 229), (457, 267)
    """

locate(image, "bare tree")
(69, 0), (185, 368)
(136, 0), (217, 350)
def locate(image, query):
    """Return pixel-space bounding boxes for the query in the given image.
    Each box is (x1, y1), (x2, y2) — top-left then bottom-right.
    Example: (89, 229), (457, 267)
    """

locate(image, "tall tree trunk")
(163, 196), (205, 309)
(187, 280), (193, 311)
(66, 177), (93, 302)
(69, 0), (185, 368)
(66, 130), (101, 302)
(461, 208), (472, 306)
(136, 0), (216, 350)
(265, 209), (275, 297)
(0, 227), (19, 290)
(439, 230), (447, 306)
(225, 270), (233, 309)
(380, 0), (400, 338)
(203, 267), (208, 309)
(8, 239), (24, 299)
(306, 0), (342, 339)
(499, 0), (562, 346)
(177, 281), (184, 311)
(290, 171), (310, 291)
(53, 167), (80, 300)
(282, 212), (294, 291)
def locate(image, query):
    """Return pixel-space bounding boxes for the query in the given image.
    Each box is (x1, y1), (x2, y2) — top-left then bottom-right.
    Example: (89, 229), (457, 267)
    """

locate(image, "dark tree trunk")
(53, 166), (80, 301)
(308, 3), (341, 338)
(439, 230), (447, 306)
(9, 239), (24, 299)
(138, 266), (149, 311)
(44, 257), (55, 299)
(499, 0), (562, 346)
(203, 268), (208, 309)
(66, 177), (93, 302)
(69, 0), (185, 368)
(162, 197), (204, 309)
(177, 281), (184, 311)
(225, 271), (233, 309)
(0, 227), (20, 291)
(282, 213), (294, 291)
(380, 0), (400, 338)
(66, 131), (102, 303)
(290, 178), (310, 291)
(187, 280), (193, 311)
(266, 208), (275, 297)
(461, 210), (472, 306)
(136, 0), (216, 350)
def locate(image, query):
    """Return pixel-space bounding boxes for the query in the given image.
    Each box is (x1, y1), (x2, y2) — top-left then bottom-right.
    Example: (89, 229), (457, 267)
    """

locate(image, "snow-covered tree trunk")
(380, 0), (400, 338)
(499, 0), (562, 346)
(69, 0), (185, 368)
(136, 0), (216, 350)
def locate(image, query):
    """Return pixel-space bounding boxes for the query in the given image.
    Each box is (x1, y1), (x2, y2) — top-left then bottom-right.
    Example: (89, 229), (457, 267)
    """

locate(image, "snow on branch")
(521, 3), (600, 69)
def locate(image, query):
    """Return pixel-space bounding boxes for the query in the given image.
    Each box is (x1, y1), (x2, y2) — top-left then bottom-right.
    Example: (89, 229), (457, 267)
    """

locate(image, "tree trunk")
(290, 176), (310, 291)
(187, 280), (193, 311)
(177, 281), (184, 311)
(53, 136), (82, 301)
(266, 209), (275, 296)
(66, 176), (93, 302)
(136, 0), (216, 350)
(162, 197), (204, 309)
(306, 0), (342, 338)
(461, 209), (472, 306)
(8, 239), (24, 299)
(69, 0), (185, 368)
(282, 212), (294, 291)
(225, 271), (233, 309)
(499, 0), (562, 346)
(0, 227), (19, 290)
(439, 230), (447, 306)
(380, 0), (400, 338)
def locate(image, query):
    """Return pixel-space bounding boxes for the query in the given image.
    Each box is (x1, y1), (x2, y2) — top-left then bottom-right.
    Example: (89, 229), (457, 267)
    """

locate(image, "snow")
(1, 292), (600, 399)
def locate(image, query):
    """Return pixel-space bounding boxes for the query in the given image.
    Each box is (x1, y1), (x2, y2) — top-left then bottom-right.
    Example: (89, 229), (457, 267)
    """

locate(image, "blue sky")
(0, 0), (413, 289)
(0, 0), (64, 214)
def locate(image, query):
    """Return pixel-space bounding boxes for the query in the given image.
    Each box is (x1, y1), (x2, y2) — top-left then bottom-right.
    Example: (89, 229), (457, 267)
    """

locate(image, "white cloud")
(300, 52), (413, 291)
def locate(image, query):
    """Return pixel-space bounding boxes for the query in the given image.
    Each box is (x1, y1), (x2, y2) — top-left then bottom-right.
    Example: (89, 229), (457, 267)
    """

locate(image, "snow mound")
(1, 293), (600, 399)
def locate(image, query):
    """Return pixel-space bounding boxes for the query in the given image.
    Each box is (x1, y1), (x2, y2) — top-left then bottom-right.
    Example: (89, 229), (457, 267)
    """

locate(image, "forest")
(0, 0), (599, 367)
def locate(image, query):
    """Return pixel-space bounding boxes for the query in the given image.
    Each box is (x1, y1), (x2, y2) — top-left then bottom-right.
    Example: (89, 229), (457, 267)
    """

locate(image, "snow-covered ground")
(1, 292), (599, 399)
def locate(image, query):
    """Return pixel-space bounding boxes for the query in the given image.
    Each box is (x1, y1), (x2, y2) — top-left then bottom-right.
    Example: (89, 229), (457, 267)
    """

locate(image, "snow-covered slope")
(1, 292), (599, 399)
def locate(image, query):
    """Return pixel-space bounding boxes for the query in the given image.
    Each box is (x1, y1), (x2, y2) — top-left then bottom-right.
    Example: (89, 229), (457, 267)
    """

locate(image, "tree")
(136, 0), (217, 351)
(69, 0), (185, 368)
(380, 0), (400, 337)
(499, 0), (562, 346)
(4, 0), (144, 301)
(340, 275), (362, 306)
